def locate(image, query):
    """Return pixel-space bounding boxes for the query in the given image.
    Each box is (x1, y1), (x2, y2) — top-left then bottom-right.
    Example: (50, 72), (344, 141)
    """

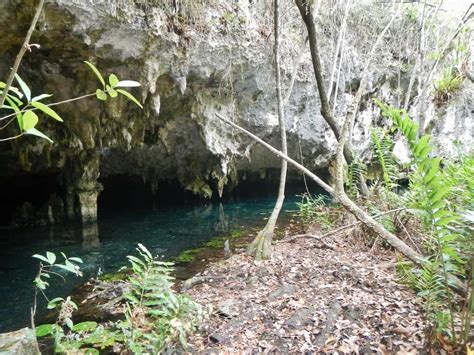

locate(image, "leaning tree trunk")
(247, 0), (287, 260)
(294, 0), (369, 197)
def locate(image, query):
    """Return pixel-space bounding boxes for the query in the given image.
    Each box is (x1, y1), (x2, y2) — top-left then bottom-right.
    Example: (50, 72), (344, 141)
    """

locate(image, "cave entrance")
(98, 170), (331, 218)
(0, 173), (60, 228)
(97, 175), (204, 218)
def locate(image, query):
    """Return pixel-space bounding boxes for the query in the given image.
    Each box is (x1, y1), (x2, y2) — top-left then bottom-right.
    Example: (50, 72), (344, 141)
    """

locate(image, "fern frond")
(347, 157), (367, 198)
(370, 127), (398, 189)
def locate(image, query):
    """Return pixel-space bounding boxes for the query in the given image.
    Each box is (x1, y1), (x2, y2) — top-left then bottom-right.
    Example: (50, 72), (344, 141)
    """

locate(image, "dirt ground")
(185, 227), (428, 354)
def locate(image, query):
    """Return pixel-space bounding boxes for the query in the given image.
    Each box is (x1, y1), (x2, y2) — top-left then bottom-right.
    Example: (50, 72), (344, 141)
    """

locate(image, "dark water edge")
(0, 195), (302, 333)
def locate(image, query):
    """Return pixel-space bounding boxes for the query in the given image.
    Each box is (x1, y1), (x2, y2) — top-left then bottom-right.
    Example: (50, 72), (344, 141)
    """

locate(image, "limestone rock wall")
(0, 0), (471, 225)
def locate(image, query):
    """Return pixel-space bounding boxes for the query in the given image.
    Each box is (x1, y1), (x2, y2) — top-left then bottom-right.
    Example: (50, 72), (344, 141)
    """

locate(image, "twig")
(280, 233), (335, 249)
(280, 207), (406, 243)
(0, 133), (24, 141)
(0, 92), (97, 125)
(395, 215), (422, 254)
(0, 0), (45, 107)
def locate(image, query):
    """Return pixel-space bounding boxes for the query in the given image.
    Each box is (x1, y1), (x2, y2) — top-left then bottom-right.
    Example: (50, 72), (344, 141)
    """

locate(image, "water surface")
(0, 196), (299, 332)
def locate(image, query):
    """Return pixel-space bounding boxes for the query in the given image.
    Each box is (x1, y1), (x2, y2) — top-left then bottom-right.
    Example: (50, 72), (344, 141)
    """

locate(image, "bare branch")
(0, 0), (45, 107)
(215, 113), (333, 194)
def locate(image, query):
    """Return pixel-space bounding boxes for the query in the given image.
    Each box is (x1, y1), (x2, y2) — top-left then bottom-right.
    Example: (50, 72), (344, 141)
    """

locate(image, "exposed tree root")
(247, 228), (274, 261)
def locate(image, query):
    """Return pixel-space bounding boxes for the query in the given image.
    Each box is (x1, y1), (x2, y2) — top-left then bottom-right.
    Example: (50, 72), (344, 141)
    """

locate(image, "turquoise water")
(0, 196), (299, 332)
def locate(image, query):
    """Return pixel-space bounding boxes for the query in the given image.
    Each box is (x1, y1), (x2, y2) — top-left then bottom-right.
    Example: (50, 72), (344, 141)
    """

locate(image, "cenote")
(0, 176), (321, 333)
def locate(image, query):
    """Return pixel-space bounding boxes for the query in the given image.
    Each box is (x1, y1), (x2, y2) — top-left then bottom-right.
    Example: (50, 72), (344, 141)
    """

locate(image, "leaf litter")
(184, 226), (428, 354)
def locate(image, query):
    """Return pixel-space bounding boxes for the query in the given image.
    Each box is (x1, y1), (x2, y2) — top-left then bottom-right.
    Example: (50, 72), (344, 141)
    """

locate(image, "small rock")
(209, 333), (231, 344)
(0, 327), (39, 355)
(217, 299), (239, 318)
(284, 308), (313, 329)
(268, 283), (296, 301)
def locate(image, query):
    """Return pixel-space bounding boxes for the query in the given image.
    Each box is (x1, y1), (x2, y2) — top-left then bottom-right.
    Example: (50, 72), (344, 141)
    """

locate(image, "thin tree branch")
(281, 207), (406, 243)
(327, 0), (351, 100)
(0, 133), (24, 141)
(0, 0), (45, 107)
(215, 113), (333, 194)
(0, 92), (97, 126)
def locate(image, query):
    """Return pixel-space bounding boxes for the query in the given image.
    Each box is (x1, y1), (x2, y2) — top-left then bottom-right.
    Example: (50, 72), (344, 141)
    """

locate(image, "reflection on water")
(0, 196), (298, 332)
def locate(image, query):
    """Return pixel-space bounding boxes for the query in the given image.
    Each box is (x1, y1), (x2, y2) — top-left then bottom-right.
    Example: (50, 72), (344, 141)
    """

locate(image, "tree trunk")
(247, 0), (288, 260)
(294, 0), (368, 195)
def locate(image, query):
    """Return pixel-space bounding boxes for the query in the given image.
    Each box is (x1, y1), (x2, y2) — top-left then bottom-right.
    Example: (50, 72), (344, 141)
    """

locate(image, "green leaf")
(47, 297), (64, 309)
(72, 321), (98, 332)
(46, 251), (56, 265)
(108, 87), (118, 98)
(22, 111), (39, 131)
(419, 146), (431, 159)
(25, 128), (53, 143)
(108, 74), (119, 87)
(14, 73), (31, 102)
(68, 257), (83, 263)
(415, 135), (431, 155)
(32, 254), (50, 264)
(65, 318), (74, 330)
(115, 80), (141, 88)
(127, 255), (146, 266)
(35, 324), (53, 337)
(116, 89), (143, 108)
(5, 93), (23, 106)
(430, 186), (451, 204)
(83, 349), (100, 355)
(31, 94), (53, 102)
(96, 89), (107, 101)
(436, 215), (458, 227)
(84, 61), (106, 88)
(138, 243), (152, 259)
(0, 82), (23, 99)
(430, 200), (445, 211)
(433, 209), (450, 219)
(31, 101), (63, 122)
(55, 263), (76, 274)
(5, 96), (23, 131)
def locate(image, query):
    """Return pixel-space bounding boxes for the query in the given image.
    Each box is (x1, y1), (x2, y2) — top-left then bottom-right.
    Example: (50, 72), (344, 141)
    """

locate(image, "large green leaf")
(31, 102), (63, 122)
(32, 254), (50, 264)
(22, 111), (39, 131)
(116, 89), (143, 108)
(14, 74), (31, 102)
(84, 61), (106, 88)
(72, 321), (98, 332)
(96, 89), (107, 101)
(35, 324), (53, 337)
(108, 74), (119, 87)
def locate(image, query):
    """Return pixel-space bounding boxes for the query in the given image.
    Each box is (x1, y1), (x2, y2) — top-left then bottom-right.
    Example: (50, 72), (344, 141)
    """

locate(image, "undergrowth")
(375, 99), (473, 351)
(35, 244), (208, 353)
